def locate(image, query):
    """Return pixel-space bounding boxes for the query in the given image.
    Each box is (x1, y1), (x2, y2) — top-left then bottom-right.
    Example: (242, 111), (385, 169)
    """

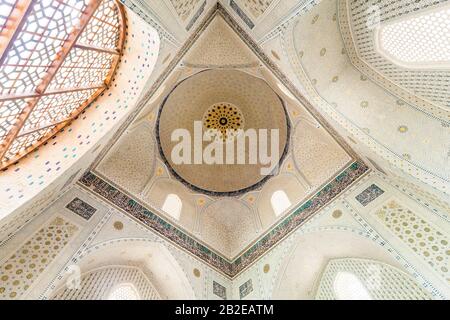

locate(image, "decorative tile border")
(79, 160), (368, 278)
(65, 198), (97, 220)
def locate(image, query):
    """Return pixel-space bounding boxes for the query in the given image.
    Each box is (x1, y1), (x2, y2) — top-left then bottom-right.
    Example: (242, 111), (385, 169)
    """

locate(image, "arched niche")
(200, 198), (257, 258)
(315, 258), (431, 300)
(272, 229), (414, 299)
(52, 265), (160, 300)
(50, 239), (196, 300)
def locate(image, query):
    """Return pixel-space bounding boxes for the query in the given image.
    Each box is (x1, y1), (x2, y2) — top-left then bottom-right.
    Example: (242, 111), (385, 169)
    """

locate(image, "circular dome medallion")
(203, 102), (245, 142)
(156, 69), (290, 196)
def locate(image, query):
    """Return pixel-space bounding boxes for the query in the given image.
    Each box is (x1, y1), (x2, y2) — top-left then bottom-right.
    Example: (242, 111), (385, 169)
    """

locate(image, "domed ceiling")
(156, 69), (289, 195)
(91, 5), (366, 277)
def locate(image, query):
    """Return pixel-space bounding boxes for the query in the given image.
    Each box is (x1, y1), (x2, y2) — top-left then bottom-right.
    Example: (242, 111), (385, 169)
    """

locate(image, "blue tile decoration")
(213, 281), (227, 300)
(66, 197), (97, 220)
(356, 184), (384, 206)
(239, 279), (253, 299)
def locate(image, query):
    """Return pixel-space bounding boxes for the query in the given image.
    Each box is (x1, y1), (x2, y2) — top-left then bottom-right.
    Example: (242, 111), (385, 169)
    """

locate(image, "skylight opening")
(375, 4), (450, 69)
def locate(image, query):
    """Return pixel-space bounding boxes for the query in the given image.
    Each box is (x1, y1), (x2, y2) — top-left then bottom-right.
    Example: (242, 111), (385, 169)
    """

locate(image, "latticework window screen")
(377, 5), (450, 68)
(0, 0), (125, 169)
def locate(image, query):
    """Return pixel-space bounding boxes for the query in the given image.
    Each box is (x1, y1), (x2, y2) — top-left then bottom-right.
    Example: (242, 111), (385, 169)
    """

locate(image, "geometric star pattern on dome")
(202, 102), (245, 142)
(376, 5), (450, 68)
(0, 0), (124, 169)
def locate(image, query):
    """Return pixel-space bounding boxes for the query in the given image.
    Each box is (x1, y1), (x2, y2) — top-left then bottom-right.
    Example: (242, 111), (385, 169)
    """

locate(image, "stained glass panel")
(0, 0), (124, 168)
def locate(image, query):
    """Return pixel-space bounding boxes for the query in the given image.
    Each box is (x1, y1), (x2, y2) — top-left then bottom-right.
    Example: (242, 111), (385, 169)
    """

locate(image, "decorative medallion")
(113, 221), (124, 230)
(202, 102), (245, 142)
(271, 50), (280, 60)
(332, 210), (343, 219)
(398, 125), (408, 133)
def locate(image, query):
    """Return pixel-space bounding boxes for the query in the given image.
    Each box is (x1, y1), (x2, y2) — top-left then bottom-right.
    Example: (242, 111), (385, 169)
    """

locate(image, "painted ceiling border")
(79, 160), (368, 278)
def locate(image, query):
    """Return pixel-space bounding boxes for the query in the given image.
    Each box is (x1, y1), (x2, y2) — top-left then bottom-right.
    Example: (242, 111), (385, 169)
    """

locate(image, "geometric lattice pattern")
(0, 217), (78, 300)
(341, 0), (450, 110)
(376, 200), (449, 283)
(315, 258), (432, 300)
(108, 283), (140, 300)
(0, 0), (124, 169)
(378, 6), (450, 66)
